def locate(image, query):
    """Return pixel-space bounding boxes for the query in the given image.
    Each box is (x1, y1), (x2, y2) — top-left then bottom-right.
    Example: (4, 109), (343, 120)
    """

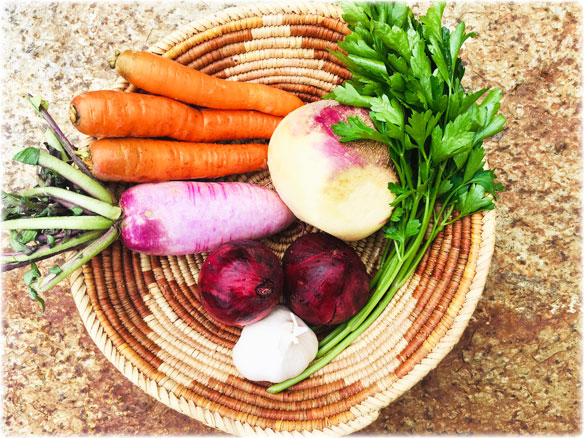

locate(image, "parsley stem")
(314, 223), (444, 396)
(268, 265), (411, 394)
(2, 216), (113, 231)
(316, 253), (402, 359)
(370, 242), (395, 288)
(22, 187), (121, 221)
(400, 153), (413, 188)
(396, 218), (448, 289)
(348, 252), (403, 329)
(318, 321), (348, 347)
(36, 151), (113, 205)
(317, 169), (439, 358)
(317, 176), (438, 357)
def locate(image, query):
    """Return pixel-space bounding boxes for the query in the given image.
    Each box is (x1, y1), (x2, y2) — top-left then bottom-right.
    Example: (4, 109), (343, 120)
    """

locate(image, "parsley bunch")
(268, 1), (504, 393)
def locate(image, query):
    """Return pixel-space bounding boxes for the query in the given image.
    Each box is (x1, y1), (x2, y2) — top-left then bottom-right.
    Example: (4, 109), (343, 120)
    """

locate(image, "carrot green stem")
(36, 227), (119, 293)
(44, 129), (69, 162)
(36, 150), (113, 204)
(22, 187), (121, 221)
(2, 230), (105, 265)
(26, 93), (96, 180)
(2, 216), (113, 231)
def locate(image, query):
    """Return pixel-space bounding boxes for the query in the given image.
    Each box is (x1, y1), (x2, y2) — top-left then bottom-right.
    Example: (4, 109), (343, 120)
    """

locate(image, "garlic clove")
(232, 305), (318, 383)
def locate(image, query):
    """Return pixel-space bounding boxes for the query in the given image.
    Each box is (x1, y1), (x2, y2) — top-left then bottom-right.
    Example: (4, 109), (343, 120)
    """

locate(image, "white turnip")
(268, 100), (398, 241)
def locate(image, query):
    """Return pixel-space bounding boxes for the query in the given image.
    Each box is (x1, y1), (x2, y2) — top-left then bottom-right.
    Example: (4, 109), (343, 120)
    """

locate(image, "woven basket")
(69, 3), (496, 436)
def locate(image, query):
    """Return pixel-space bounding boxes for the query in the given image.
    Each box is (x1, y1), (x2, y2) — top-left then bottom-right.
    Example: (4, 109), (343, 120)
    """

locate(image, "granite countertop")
(1, 2), (581, 435)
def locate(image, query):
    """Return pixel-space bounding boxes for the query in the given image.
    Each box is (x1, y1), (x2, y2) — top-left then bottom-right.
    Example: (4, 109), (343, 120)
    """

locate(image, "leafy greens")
(267, 1), (505, 394)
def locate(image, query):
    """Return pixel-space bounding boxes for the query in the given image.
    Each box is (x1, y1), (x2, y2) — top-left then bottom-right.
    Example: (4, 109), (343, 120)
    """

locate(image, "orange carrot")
(90, 138), (268, 183)
(70, 90), (282, 141)
(112, 50), (304, 117)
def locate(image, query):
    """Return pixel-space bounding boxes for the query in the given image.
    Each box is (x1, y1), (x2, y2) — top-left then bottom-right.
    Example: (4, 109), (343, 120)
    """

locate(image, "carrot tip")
(69, 104), (79, 125)
(108, 50), (121, 69)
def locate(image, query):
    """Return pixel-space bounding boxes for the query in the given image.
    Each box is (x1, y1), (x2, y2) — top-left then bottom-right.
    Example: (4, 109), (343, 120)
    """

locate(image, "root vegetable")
(90, 138), (269, 182)
(198, 240), (283, 327)
(120, 181), (296, 255)
(112, 50), (304, 117)
(70, 90), (282, 141)
(282, 233), (370, 326)
(268, 100), (398, 241)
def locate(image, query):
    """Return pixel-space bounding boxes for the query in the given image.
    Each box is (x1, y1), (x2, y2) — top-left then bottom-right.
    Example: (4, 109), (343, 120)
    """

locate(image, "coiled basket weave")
(70, 2), (496, 436)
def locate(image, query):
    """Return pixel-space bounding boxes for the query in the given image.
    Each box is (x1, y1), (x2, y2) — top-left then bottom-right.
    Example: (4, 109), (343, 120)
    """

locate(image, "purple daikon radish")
(5, 178), (295, 303)
(120, 181), (296, 255)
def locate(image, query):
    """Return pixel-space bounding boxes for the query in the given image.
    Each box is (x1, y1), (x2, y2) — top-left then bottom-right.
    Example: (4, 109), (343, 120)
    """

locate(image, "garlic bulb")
(232, 305), (318, 383)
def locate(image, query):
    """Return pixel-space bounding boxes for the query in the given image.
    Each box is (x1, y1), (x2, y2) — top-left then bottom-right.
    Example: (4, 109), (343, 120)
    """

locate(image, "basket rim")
(69, 2), (497, 436)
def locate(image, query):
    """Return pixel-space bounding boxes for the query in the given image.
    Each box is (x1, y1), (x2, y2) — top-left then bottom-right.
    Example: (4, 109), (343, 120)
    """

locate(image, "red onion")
(198, 240), (283, 327)
(282, 233), (370, 326)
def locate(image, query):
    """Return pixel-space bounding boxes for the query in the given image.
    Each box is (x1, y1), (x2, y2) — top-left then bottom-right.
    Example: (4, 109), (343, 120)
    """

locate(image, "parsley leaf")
(467, 168), (505, 197)
(463, 147), (486, 182)
(473, 114), (506, 145)
(449, 22), (475, 74)
(373, 22), (410, 59)
(369, 94), (404, 140)
(325, 82), (372, 108)
(456, 184), (495, 217)
(342, 2), (371, 26)
(332, 116), (386, 143)
(431, 112), (475, 164)
(406, 109), (440, 149)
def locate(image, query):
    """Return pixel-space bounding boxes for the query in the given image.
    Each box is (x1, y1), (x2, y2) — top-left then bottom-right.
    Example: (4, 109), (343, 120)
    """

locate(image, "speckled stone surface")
(1, 1), (581, 435)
